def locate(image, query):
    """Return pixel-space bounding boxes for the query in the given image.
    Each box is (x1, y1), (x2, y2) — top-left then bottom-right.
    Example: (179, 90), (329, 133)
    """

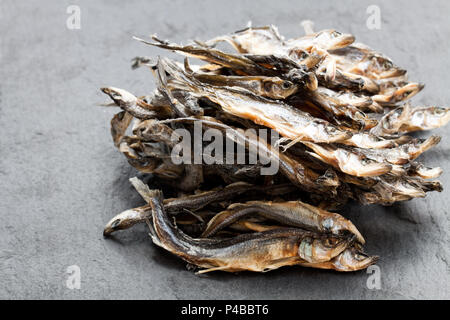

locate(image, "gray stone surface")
(1, 0), (449, 299)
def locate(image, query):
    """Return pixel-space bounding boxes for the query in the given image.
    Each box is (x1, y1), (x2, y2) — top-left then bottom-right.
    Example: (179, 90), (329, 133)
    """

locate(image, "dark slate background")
(1, 0), (449, 299)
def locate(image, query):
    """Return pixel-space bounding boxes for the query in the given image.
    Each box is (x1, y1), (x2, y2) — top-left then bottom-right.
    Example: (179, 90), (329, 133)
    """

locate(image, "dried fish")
(191, 73), (298, 100)
(201, 200), (364, 243)
(303, 142), (392, 177)
(135, 36), (310, 83)
(157, 58), (351, 144)
(406, 162), (443, 179)
(101, 23), (448, 274)
(331, 43), (406, 80)
(138, 179), (354, 271)
(101, 87), (160, 119)
(349, 136), (441, 165)
(372, 104), (450, 136)
(371, 82), (424, 106)
(103, 182), (297, 235)
(160, 116), (340, 195)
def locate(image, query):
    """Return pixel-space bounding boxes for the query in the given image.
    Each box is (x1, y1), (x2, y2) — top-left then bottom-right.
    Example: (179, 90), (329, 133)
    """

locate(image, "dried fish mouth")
(100, 23), (448, 274)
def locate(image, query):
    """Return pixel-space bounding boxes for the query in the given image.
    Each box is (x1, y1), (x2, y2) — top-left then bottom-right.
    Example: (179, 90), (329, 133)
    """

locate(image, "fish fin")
(129, 177), (163, 203)
(281, 135), (304, 151)
(306, 72), (318, 91)
(411, 135), (441, 159)
(263, 257), (302, 271)
(184, 57), (193, 73)
(273, 137), (291, 149)
(131, 56), (156, 70)
(150, 34), (168, 44)
(144, 217), (157, 238)
(325, 57), (337, 81)
(196, 266), (230, 274)
(192, 39), (208, 48)
(182, 208), (205, 223)
(155, 58), (191, 117)
(156, 57), (169, 90)
(98, 102), (118, 107)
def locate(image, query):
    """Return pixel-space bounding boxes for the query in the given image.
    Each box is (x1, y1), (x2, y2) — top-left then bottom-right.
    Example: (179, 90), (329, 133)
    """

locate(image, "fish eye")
(331, 31), (342, 38)
(281, 81), (292, 89)
(383, 61), (393, 69)
(299, 51), (308, 60)
(111, 219), (122, 229)
(435, 108), (445, 115)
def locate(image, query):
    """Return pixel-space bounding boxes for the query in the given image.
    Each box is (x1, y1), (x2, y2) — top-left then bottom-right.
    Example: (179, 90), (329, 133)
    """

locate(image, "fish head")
(369, 55), (406, 78)
(262, 77), (298, 99)
(321, 215), (365, 244)
(133, 120), (182, 148)
(288, 48), (324, 70)
(285, 68), (318, 92)
(392, 83), (424, 102)
(321, 124), (352, 143)
(133, 119), (161, 138)
(101, 87), (137, 107)
(315, 30), (355, 50)
(332, 247), (379, 271)
(298, 234), (354, 263)
(427, 107), (450, 127)
(103, 208), (145, 236)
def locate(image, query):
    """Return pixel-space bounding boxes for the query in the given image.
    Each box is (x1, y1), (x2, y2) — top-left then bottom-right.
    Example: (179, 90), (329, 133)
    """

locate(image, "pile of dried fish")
(101, 24), (449, 273)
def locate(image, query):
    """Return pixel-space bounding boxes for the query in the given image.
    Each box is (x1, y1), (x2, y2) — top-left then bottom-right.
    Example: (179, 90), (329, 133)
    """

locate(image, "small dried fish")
(371, 82), (424, 106)
(158, 58), (351, 144)
(161, 116), (340, 195)
(103, 182), (295, 235)
(372, 104), (450, 136)
(136, 36), (310, 82)
(201, 200), (364, 243)
(406, 162), (443, 179)
(309, 87), (376, 129)
(365, 136), (440, 164)
(313, 86), (379, 113)
(331, 43), (406, 80)
(127, 178), (355, 272)
(101, 87), (160, 119)
(303, 142), (392, 177)
(191, 73), (298, 100)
